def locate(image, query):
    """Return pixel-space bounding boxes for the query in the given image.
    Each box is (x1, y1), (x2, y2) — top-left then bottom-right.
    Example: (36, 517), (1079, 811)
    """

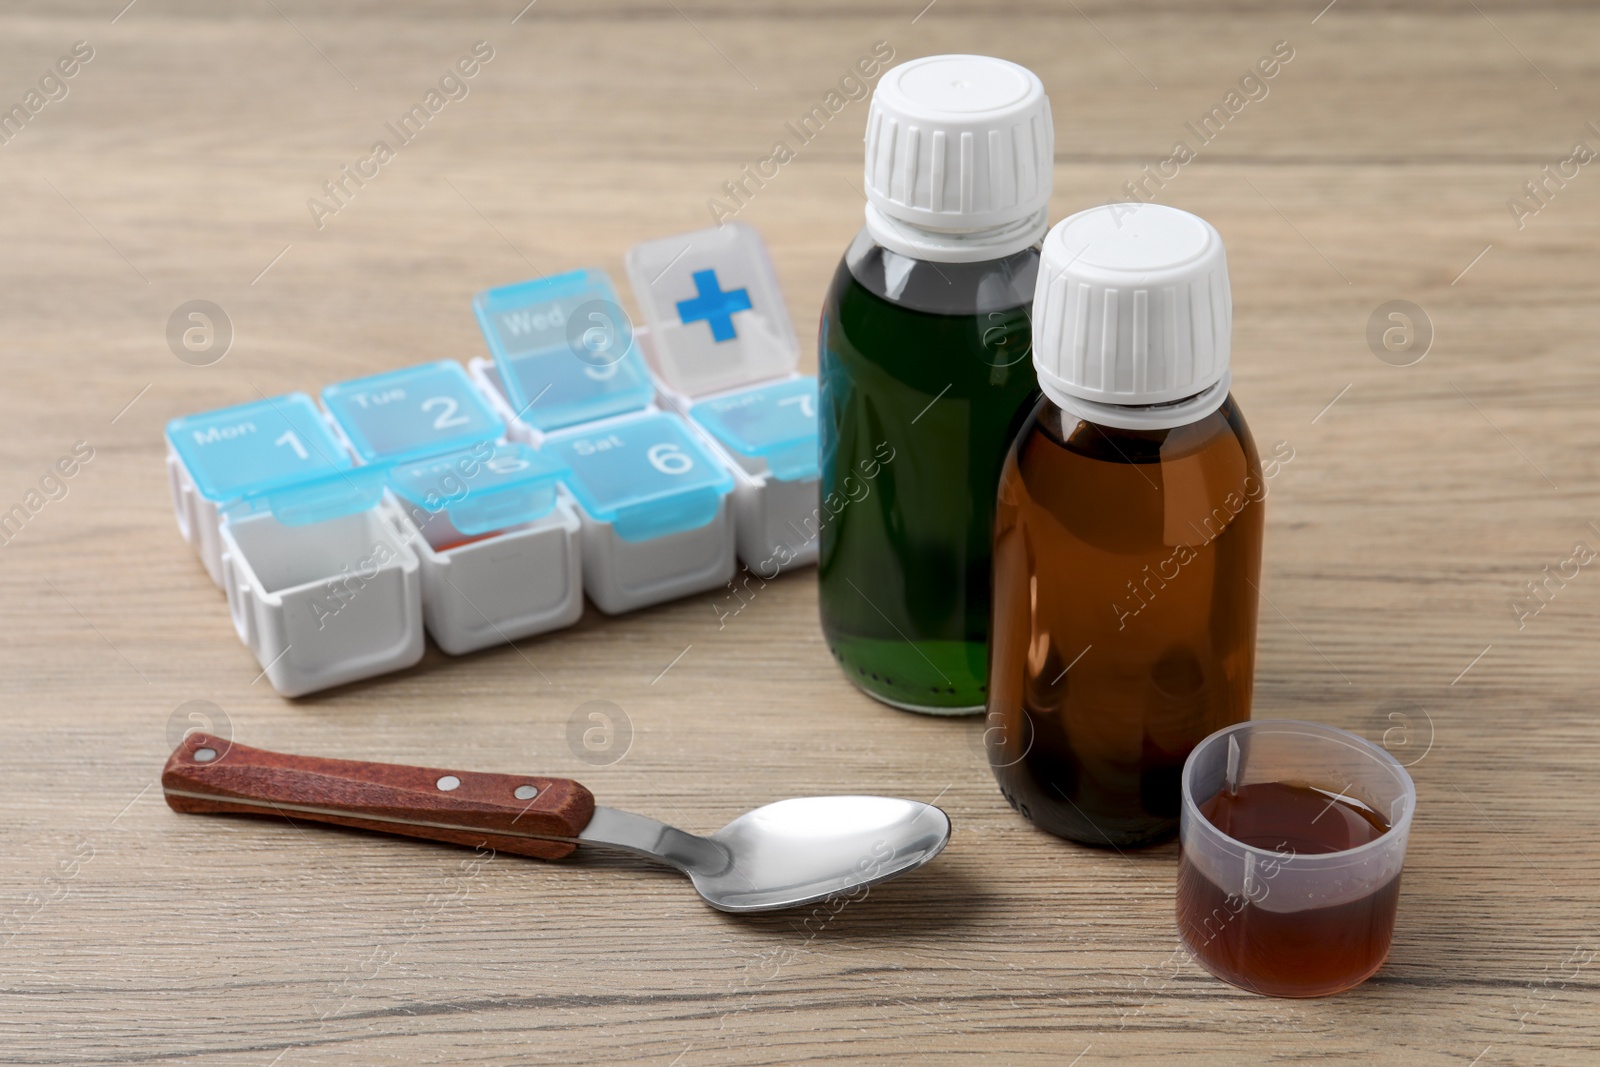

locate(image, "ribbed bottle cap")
(1032, 203), (1232, 428)
(863, 55), (1053, 261)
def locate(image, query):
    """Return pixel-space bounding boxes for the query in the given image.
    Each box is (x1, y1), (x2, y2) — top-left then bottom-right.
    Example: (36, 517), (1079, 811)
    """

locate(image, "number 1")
(275, 430), (308, 459)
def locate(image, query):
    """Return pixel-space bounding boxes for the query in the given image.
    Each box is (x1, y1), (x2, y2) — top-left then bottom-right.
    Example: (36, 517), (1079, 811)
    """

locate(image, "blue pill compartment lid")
(542, 411), (735, 542)
(322, 361), (503, 463)
(388, 442), (565, 537)
(166, 393), (359, 516)
(221, 462), (392, 527)
(472, 268), (655, 432)
(688, 376), (819, 482)
(624, 222), (799, 398)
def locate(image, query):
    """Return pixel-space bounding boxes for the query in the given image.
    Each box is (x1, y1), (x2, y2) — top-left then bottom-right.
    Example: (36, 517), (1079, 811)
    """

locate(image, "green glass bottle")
(817, 55), (1054, 714)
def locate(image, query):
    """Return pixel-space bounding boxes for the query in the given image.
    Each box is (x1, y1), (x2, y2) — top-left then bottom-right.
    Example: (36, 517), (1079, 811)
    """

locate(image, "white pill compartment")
(624, 223), (820, 574)
(469, 267), (741, 616)
(220, 500), (423, 698)
(385, 442), (582, 654)
(541, 410), (736, 615)
(166, 393), (355, 588)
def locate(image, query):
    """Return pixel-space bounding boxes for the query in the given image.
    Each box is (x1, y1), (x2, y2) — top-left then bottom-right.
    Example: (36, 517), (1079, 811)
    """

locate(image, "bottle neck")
(864, 203), (1047, 264)
(1039, 368), (1233, 432)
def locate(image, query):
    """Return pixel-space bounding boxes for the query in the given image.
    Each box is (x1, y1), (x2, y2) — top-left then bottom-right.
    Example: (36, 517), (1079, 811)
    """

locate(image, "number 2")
(274, 430), (308, 459)
(422, 396), (469, 430)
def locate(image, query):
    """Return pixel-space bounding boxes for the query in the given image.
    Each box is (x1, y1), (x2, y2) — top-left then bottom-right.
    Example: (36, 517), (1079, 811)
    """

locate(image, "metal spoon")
(162, 734), (950, 912)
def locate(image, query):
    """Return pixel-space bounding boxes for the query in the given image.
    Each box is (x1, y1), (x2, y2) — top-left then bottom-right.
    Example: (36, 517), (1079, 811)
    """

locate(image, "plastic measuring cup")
(1177, 720), (1417, 997)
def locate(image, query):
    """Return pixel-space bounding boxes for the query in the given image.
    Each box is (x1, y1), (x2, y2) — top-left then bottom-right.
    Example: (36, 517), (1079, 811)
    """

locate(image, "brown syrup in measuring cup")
(1177, 781), (1400, 998)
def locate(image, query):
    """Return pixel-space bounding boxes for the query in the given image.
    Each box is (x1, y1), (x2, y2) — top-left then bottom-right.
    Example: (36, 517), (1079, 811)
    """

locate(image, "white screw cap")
(864, 55), (1053, 261)
(1032, 203), (1233, 425)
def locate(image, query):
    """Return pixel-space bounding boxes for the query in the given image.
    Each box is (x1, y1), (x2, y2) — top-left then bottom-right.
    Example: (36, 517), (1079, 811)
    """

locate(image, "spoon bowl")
(695, 795), (951, 911)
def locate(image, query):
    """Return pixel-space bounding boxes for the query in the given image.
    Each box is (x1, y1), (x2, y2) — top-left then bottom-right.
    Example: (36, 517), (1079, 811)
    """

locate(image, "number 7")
(779, 394), (815, 418)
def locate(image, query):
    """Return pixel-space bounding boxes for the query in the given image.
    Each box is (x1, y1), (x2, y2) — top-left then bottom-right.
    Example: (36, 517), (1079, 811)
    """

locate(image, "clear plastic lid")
(221, 463), (391, 527)
(322, 361), (503, 464)
(472, 268), (654, 432)
(388, 442), (565, 537)
(688, 376), (818, 482)
(542, 411), (734, 542)
(166, 393), (357, 512)
(624, 222), (798, 397)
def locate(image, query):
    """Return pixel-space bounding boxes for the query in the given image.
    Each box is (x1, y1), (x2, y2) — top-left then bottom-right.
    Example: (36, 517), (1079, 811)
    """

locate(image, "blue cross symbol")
(675, 270), (751, 343)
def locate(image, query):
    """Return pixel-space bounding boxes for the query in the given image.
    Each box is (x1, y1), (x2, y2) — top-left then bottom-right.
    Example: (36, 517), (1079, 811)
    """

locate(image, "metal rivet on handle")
(514, 785), (539, 800)
(436, 775), (461, 792)
(193, 748), (217, 763)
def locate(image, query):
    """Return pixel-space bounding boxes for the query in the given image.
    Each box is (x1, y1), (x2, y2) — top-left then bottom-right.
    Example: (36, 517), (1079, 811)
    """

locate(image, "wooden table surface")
(3, 2), (1598, 1064)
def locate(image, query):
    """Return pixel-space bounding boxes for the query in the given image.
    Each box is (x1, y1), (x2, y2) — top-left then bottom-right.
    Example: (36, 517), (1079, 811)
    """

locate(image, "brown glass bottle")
(986, 395), (1265, 847)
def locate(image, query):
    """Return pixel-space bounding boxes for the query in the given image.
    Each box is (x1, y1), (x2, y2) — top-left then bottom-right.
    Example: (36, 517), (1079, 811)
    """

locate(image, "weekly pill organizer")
(165, 223), (821, 696)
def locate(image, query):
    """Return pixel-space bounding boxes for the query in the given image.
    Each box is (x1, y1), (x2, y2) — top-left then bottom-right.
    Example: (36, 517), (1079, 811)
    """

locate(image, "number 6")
(647, 443), (693, 475)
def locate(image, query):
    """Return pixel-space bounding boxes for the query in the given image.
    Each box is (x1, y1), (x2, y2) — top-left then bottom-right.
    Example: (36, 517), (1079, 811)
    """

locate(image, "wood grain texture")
(1, 2), (1598, 1065)
(161, 734), (595, 860)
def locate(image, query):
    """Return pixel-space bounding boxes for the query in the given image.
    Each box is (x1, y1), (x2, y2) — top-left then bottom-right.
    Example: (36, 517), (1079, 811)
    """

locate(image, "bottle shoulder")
(1018, 394), (1261, 473)
(833, 227), (1039, 317)
(1007, 396), (1267, 549)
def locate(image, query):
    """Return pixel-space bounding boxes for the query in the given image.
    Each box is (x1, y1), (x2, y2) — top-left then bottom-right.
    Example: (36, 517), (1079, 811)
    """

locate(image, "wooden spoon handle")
(161, 734), (596, 860)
